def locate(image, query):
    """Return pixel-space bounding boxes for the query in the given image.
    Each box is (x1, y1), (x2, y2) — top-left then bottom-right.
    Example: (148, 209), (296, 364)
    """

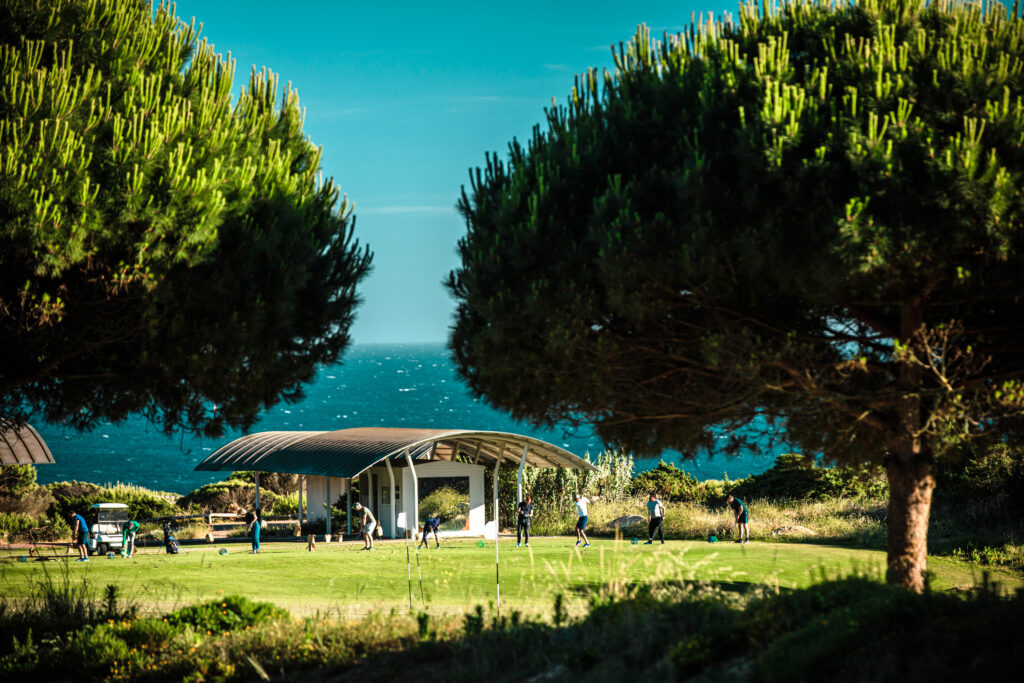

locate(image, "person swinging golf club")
(573, 493), (590, 548)
(726, 493), (749, 543)
(645, 492), (665, 544)
(353, 502), (376, 550)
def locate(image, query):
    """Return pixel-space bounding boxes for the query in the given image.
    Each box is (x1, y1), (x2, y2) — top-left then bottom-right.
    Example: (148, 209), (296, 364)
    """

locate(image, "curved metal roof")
(195, 427), (596, 478)
(0, 423), (55, 465)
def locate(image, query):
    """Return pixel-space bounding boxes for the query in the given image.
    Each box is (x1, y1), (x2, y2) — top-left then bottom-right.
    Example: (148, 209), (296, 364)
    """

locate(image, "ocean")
(32, 343), (779, 494)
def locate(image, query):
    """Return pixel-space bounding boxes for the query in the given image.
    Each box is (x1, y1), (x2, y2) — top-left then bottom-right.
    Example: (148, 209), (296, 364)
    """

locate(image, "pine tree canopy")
(449, 0), (1024, 589)
(0, 0), (373, 436)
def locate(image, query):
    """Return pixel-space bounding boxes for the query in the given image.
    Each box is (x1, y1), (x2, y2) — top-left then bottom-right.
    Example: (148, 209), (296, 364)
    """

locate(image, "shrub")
(226, 470), (298, 495)
(419, 486), (470, 525)
(45, 481), (182, 521)
(0, 464), (37, 498)
(730, 454), (887, 502)
(0, 512), (41, 542)
(177, 479), (279, 513)
(165, 595), (287, 633)
(629, 461), (711, 503)
(935, 440), (1024, 505)
(0, 511), (70, 542)
(0, 569), (136, 657)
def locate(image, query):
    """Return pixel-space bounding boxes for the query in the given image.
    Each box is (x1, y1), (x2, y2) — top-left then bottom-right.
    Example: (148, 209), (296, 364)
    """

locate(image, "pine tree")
(0, 0), (372, 436)
(449, 0), (1024, 590)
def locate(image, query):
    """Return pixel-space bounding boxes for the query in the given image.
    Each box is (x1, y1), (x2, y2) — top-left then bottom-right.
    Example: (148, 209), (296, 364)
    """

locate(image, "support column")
(254, 471), (261, 510)
(493, 454), (501, 531)
(346, 480), (352, 535)
(385, 459), (397, 539)
(325, 477), (331, 537)
(517, 444), (528, 504)
(298, 475), (305, 526)
(404, 448), (419, 539)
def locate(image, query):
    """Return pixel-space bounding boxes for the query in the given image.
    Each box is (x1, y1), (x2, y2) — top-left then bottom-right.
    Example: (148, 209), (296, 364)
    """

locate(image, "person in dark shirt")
(516, 495), (534, 547)
(420, 513), (442, 549)
(726, 494), (749, 543)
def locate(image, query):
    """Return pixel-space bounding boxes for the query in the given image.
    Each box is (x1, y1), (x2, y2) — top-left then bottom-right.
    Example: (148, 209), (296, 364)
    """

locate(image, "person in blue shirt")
(419, 513), (442, 549)
(644, 492), (665, 544)
(726, 494), (749, 543)
(67, 510), (89, 561)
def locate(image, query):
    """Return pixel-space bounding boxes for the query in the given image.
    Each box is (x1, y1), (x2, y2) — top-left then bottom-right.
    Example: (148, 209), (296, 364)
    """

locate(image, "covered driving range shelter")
(194, 427), (596, 538)
(1, 422), (55, 466)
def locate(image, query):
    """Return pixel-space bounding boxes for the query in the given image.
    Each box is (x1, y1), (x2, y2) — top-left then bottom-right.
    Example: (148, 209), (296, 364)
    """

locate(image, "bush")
(629, 461), (718, 503)
(0, 569), (136, 657)
(935, 440), (1024, 505)
(0, 512), (41, 542)
(226, 471), (298, 495)
(730, 454), (887, 502)
(45, 481), (182, 521)
(419, 486), (470, 527)
(177, 479), (279, 513)
(0, 511), (70, 542)
(165, 595), (287, 633)
(0, 464), (37, 498)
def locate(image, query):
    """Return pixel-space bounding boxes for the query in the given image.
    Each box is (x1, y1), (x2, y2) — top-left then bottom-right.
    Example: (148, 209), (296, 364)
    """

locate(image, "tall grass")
(526, 494), (887, 545)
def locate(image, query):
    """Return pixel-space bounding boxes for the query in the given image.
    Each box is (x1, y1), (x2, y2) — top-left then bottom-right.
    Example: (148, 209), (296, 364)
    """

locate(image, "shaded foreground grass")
(2, 537), (1019, 617)
(2, 570), (1021, 682)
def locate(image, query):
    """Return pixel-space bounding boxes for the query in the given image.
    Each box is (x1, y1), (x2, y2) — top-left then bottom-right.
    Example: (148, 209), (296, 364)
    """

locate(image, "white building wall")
(401, 461), (485, 538)
(304, 476), (349, 521)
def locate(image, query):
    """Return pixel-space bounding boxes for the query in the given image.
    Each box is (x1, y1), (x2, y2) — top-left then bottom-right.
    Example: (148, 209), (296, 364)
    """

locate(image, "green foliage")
(45, 481), (181, 521)
(0, 0), (372, 436)
(0, 512), (55, 542)
(226, 471), (298, 495)
(492, 450), (633, 527)
(176, 479), (278, 513)
(449, 0), (1024, 588)
(935, 440), (1024, 504)
(450, 0), (1024, 461)
(731, 453), (888, 502)
(629, 461), (721, 503)
(3, 574), (1021, 681)
(165, 595), (287, 633)
(419, 486), (469, 525)
(0, 565), (135, 657)
(0, 465), (36, 498)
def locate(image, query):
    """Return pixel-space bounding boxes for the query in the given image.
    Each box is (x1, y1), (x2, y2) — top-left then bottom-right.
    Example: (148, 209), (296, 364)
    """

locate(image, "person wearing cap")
(726, 494), (750, 543)
(353, 502), (376, 550)
(120, 518), (141, 558)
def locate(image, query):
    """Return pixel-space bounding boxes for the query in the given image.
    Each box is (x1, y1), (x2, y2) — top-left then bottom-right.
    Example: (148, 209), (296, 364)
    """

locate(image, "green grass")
(2, 537), (1019, 618)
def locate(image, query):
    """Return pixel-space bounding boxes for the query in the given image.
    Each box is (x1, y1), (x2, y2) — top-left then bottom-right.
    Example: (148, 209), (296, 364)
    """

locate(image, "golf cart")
(86, 502), (129, 556)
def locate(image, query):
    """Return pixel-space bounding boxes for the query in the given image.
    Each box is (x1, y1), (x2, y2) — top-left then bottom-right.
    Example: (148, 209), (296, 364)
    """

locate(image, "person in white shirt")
(573, 493), (590, 548)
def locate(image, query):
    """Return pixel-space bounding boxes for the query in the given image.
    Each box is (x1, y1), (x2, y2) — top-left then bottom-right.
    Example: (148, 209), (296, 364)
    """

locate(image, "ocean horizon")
(32, 342), (782, 494)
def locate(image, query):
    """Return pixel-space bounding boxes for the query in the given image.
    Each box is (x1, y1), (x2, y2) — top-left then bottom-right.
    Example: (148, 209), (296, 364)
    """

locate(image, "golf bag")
(161, 522), (181, 554)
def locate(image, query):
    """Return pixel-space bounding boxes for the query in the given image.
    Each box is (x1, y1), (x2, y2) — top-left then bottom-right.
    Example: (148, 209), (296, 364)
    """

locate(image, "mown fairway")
(1, 538), (1017, 617)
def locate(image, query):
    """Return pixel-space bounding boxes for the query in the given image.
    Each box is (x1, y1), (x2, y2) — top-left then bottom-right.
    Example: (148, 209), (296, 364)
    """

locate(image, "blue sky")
(173, 0), (729, 344)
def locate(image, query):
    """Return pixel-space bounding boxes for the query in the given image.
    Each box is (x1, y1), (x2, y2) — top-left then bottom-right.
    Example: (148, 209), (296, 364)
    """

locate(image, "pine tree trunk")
(886, 293), (935, 592)
(885, 444), (935, 592)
